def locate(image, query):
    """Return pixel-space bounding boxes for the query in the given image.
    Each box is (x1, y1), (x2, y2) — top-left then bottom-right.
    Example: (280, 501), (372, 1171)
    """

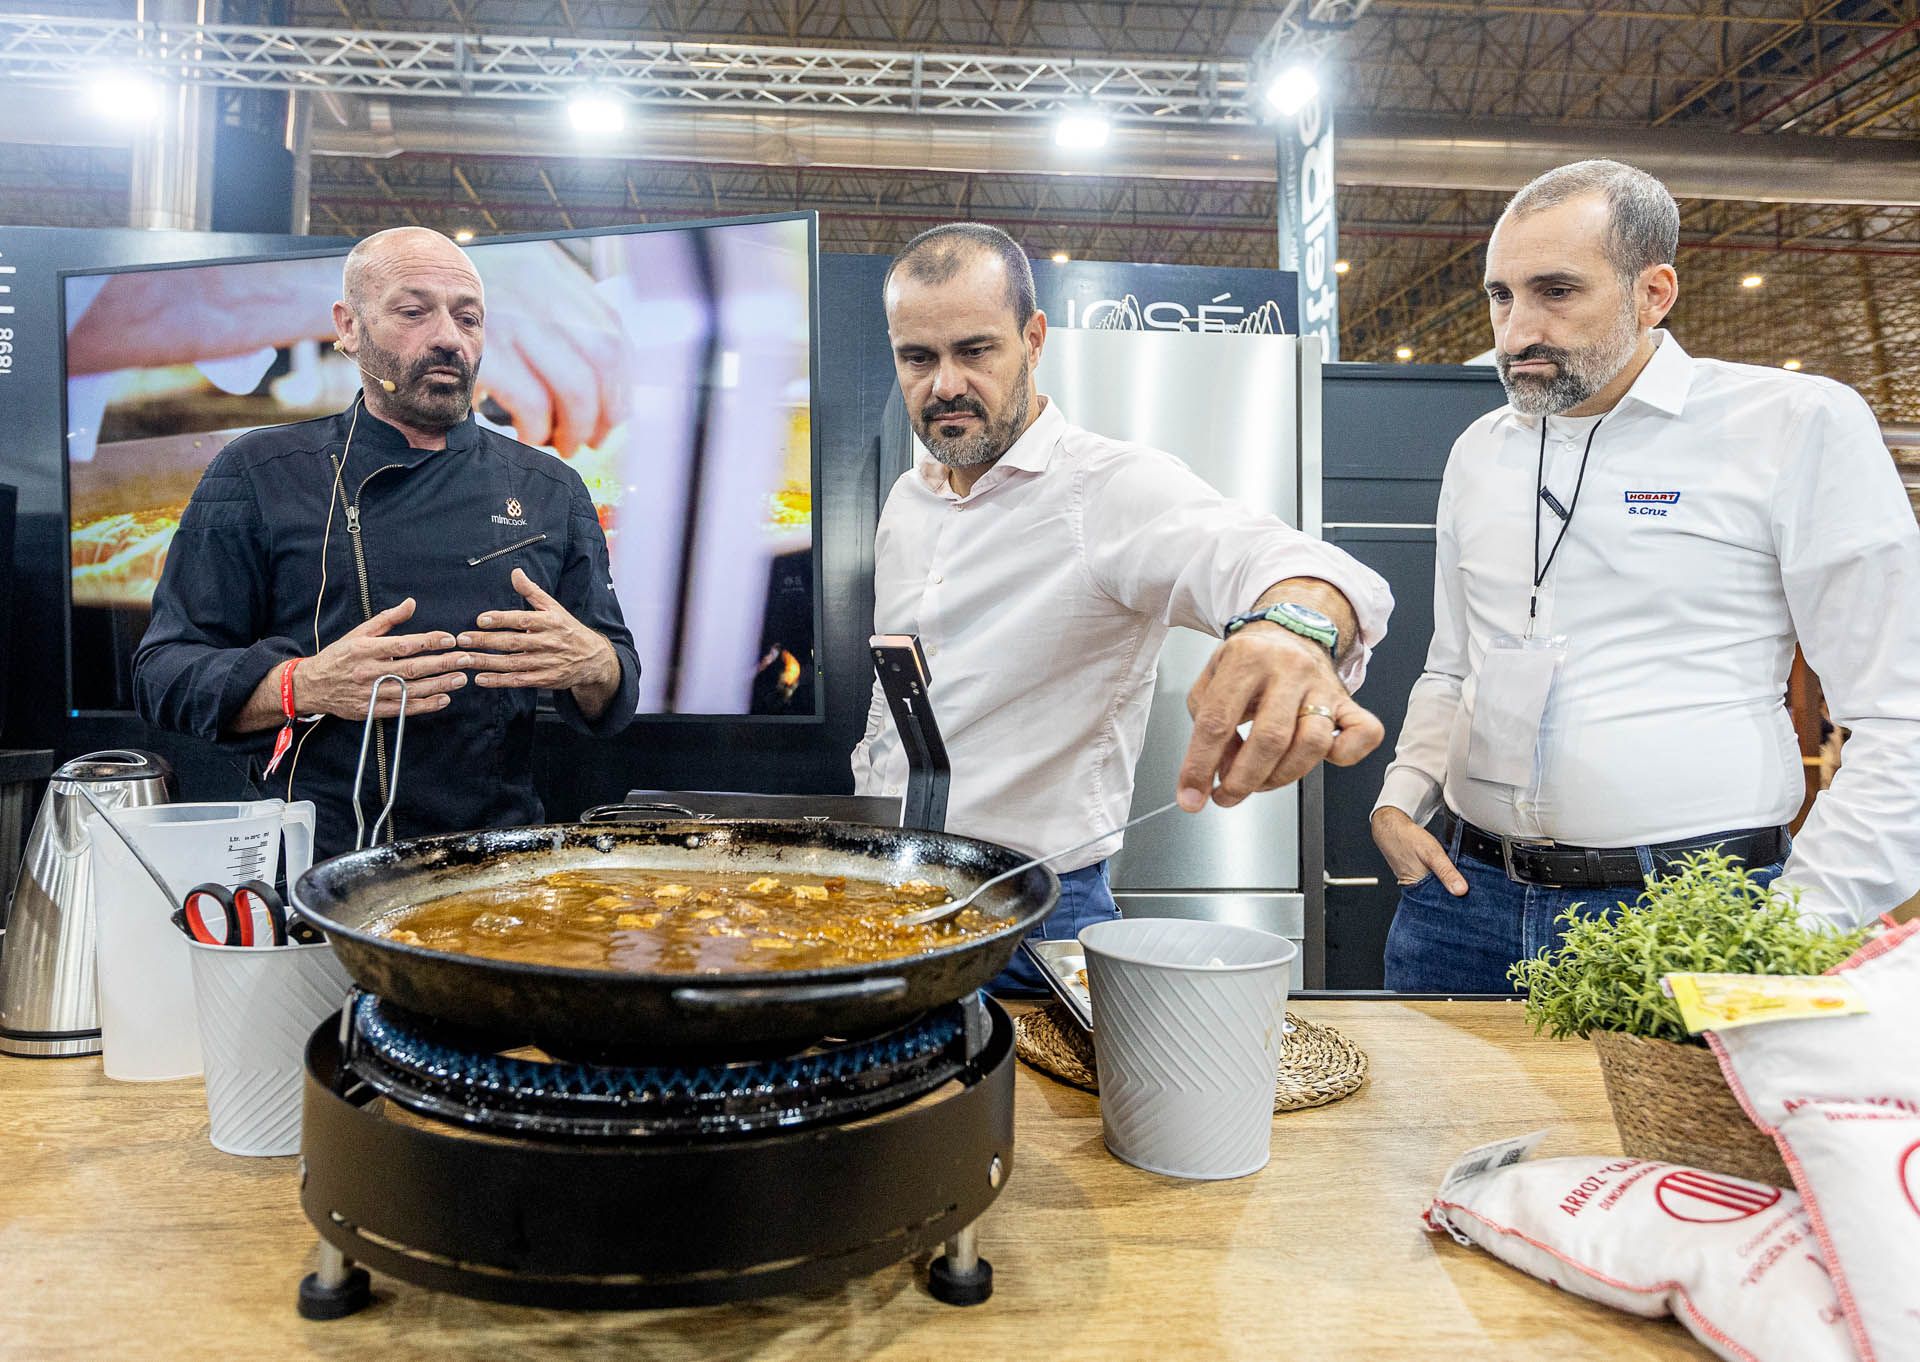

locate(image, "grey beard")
(357, 332), (475, 430)
(1498, 300), (1642, 417)
(920, 367), (1031, 469)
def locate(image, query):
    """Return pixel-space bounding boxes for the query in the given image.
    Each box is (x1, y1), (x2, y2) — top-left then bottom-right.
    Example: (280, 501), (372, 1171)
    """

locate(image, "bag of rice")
(1425, 1151), (1851, 1362)
(1705, 920), (1920, 1362)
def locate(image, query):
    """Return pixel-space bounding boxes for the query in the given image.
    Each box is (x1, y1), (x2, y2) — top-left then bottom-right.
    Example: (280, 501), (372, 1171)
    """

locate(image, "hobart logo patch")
(1625, 489), (1681, 517)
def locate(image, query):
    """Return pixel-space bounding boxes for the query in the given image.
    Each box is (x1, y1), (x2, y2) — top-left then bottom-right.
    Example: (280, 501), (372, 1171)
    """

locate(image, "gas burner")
(343, 992), (971, 1140)
(297, 990), (1012, 1317)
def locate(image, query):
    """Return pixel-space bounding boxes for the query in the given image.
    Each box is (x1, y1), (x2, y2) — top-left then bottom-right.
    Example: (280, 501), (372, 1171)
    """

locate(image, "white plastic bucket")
(1079, 917), (1298, 1181)
(187, 938), (350, 1156)
(88, 799), (315, 1081)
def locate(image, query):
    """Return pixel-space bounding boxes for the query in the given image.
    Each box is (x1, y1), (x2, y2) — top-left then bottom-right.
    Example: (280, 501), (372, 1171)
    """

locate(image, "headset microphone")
(332, 339), (397, 393)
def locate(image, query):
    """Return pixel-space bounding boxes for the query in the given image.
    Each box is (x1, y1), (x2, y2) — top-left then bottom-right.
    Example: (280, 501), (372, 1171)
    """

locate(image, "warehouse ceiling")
(3, 0), (1918, 420)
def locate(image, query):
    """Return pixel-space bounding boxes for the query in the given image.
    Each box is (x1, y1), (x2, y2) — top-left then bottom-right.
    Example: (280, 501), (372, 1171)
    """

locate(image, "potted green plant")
(1509, 850), (1873, 1185)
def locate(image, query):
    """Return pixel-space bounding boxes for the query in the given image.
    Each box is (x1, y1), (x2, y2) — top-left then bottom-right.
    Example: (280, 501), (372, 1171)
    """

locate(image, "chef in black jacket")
(135, 226), (640, 859)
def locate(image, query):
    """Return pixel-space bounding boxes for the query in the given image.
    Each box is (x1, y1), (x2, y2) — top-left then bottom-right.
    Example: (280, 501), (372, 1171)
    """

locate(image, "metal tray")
(1024, 939), (1093, 1032)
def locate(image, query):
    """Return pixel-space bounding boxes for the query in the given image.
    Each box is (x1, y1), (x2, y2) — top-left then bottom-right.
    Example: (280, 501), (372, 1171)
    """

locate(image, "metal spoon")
(895, 797), (1187, 928)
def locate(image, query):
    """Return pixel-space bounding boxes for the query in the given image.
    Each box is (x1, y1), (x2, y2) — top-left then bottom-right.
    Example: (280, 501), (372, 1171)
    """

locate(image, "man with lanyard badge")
(1370, 159), (1920, 992)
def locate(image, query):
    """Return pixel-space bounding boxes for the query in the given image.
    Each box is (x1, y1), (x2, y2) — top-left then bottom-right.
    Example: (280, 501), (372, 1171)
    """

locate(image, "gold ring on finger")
(1298, 704), (1337, 722)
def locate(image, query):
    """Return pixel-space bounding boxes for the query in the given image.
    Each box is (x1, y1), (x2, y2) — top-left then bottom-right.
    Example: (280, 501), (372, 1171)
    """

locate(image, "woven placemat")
(1014, 1001), (1368, 1112)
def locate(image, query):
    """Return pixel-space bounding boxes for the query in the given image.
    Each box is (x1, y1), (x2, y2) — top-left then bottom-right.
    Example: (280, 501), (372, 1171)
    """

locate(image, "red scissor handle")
(231, 880), (289, 947)
(177, 883), (247, 946)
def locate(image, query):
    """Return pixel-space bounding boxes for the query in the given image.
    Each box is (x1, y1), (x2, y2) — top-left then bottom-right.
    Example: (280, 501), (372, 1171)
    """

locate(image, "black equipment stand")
(867, 632), (988, 1303)
(298, 634), (995, 1315)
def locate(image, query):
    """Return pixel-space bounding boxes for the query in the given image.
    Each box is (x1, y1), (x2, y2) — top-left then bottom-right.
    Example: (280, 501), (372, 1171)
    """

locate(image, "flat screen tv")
(61, 211), (819, 719)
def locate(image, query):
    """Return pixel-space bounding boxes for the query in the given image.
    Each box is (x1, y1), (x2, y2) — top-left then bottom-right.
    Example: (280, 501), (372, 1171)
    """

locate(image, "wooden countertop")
(0, 1000), (1714, 1360)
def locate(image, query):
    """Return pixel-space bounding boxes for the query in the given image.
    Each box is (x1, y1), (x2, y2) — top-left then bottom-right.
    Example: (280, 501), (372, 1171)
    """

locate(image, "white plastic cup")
(186, 940), (352, 1156)
(1079, 917), (1298, 1180)
(88, 800), (316, 1082)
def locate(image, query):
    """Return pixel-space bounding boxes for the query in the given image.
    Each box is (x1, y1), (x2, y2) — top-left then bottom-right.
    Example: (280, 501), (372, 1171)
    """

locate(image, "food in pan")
(372, 868), (992, 973)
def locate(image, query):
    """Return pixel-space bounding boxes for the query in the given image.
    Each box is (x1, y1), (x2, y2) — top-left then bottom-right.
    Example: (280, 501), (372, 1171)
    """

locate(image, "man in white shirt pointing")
(852, 223), (1394, 994)
(1372, 159), (1920, 993)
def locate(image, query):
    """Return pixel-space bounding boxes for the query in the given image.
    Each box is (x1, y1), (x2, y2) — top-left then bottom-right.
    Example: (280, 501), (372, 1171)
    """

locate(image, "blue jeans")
(987, 861), (1118, 998)
(1383, 819), (1786, 995)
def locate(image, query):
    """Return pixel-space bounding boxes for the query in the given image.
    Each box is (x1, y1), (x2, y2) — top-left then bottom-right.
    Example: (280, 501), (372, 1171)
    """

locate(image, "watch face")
(1276, 602), (1334, 629)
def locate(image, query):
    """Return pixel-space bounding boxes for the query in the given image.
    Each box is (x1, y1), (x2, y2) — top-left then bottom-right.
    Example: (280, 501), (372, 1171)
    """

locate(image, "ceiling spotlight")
(567, 88), (627, 135)
(1053, 108), (1111, 151)
(1782, 358), (1803, 371)
(1395, 346), (1414, 361)
(87, 69), (162, 122)
(1264, 63), (1320, 117)
(1333, 259), (1351, 276)
(1051, 251), (1071, 263)
(1740, 274), (1765, 289)
(453, 228), (475, 244)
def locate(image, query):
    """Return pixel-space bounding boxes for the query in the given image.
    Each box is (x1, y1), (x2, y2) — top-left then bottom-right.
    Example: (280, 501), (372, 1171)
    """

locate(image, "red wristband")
(263, 658), (303, 778)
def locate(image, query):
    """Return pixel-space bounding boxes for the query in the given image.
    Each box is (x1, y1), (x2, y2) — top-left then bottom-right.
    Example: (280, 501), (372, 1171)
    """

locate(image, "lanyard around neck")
(1530, 413), (1603, 635)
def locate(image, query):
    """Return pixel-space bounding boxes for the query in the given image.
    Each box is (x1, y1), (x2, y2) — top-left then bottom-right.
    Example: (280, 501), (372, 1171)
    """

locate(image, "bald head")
(342, 226), (482, 316)
(333, 226), (486, 435)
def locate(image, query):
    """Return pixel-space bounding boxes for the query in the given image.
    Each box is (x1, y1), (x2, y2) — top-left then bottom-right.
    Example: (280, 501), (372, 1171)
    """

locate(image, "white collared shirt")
(1375, 331), (1920, 927)
(853, 396), (1393, 870)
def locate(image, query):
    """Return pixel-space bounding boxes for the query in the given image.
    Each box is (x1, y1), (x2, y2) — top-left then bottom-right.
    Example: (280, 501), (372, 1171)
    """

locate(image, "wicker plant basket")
(1591, 1029), (1790, 1187)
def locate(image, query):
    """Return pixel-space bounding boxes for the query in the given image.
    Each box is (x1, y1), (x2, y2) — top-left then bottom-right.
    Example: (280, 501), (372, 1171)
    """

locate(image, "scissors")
(171, 879), (321, 947)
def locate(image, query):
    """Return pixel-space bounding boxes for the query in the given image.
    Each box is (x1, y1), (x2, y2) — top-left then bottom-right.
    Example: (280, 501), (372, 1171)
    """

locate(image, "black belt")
(1441, 812), (1788, 889)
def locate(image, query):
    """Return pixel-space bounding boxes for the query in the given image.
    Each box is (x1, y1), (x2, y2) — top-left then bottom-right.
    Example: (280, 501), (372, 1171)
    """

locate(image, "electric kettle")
(0, 750), (173, 1057)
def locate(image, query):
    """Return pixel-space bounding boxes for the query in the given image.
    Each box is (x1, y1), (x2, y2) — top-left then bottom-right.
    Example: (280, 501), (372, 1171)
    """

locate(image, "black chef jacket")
(134, 401), (641, 860)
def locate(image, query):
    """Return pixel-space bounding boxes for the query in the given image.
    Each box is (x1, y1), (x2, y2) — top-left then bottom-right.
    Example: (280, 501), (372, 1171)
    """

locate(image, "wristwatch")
(1223, 601), (1339, 658)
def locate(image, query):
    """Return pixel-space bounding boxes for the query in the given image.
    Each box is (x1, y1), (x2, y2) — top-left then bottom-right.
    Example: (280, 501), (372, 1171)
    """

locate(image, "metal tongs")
(895, 798), (1187, 928)
(351, 674), (409, 850)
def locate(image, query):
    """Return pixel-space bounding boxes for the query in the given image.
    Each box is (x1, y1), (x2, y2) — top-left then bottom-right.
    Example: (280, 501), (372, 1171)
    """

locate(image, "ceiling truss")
(2, 0), (1916, 421)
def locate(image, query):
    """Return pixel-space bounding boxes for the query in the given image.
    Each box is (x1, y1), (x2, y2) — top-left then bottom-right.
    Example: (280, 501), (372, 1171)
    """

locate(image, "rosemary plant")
(1510, 850), (1873, 1046)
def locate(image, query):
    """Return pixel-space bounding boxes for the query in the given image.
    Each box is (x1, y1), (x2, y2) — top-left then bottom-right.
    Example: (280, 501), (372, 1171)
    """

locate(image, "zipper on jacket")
(332, 454), (404, 835)
(467, 532), (547, 567)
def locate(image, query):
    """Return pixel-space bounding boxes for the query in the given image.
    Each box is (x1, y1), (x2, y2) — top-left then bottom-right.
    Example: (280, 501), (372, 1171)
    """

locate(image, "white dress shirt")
(853, 396), (1393, 870)
(1375, 331), (1920, 927)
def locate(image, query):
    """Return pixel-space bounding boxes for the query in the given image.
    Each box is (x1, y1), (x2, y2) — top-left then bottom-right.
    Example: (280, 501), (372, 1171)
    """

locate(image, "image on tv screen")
(63, 213), (817, 718)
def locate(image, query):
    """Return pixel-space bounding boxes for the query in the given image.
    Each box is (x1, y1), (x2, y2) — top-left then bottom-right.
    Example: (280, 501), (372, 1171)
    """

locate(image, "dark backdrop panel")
(0, 484), (13, 727)
(1321, 362), (1504, 987)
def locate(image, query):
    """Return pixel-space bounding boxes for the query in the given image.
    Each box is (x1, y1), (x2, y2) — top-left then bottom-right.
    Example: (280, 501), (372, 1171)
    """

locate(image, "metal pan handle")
(579, 802), (705, 823)
(352, 674), (408, 851)
(669, 977), (911, 1009)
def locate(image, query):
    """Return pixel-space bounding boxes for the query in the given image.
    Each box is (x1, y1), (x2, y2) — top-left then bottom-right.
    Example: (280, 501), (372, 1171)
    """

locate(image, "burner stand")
(296, 993), (1013, 1314)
